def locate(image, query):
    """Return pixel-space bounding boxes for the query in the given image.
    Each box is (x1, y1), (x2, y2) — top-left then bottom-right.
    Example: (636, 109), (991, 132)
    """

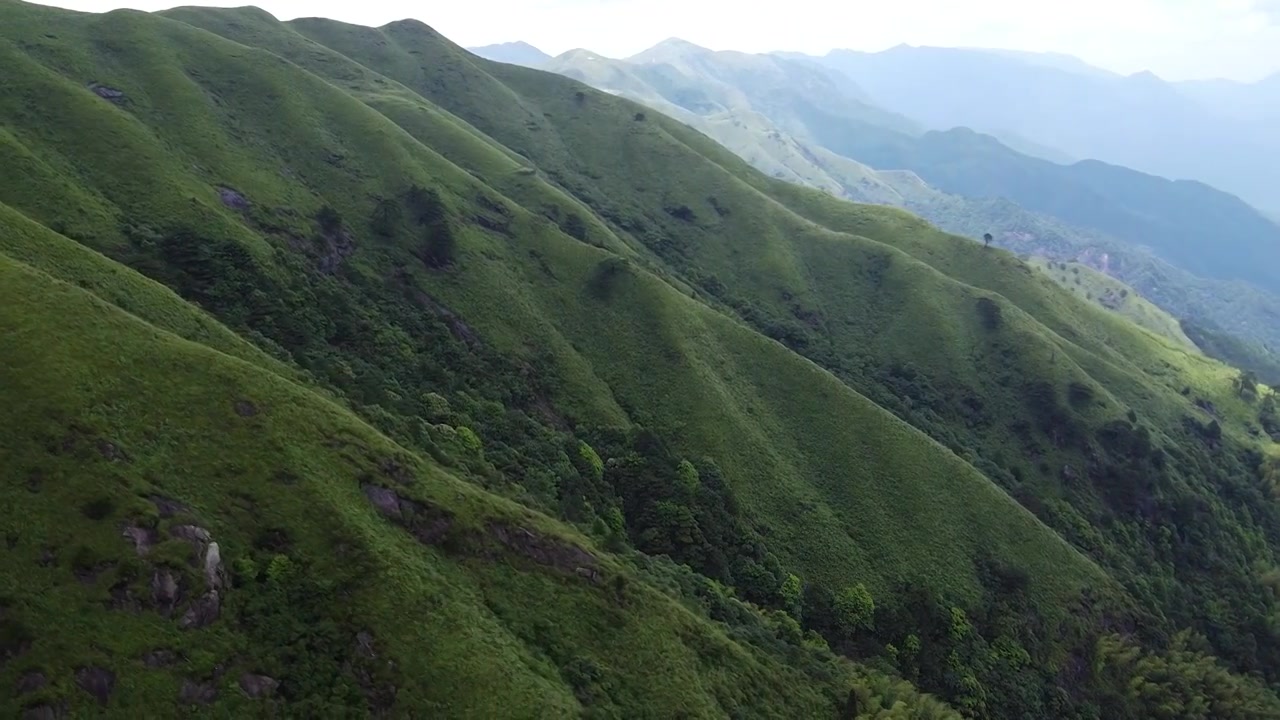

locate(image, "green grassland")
(1, 247), (962, 718)
(2, 2), (1280, 717)
(544, 43), (1280, 363)
(1027, 256), (1197, 350)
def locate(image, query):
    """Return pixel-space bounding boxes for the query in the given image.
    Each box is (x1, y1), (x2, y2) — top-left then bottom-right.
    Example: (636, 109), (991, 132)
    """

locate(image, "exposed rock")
(233, 399), (259, 417)
(239, 673), (279, 698)
(1061, 465), (1079, 483)
(122, 525), (157, 556)
(170, 525), (212, 551)
(487, 522), (598, 579)
(148, 495), (188, 518)
(363, 484), (402, 519)
(89, 83), (125, 101)
(38, 547), (57, 567)
(316, 229), (356, 274)
(179, 590), (220, 629)
(362, 485), (454, 544)
(179, 678), (219, 705)
(96, 440), (128, 462)
(356, 631), (377, 659)
(203, 542), (225, 590)
(142, 649), (178, 667)
(217, 186), (249, 211)
(17, 670), (48, 694)
(74, 665), (116, 705)
(152, 569), (182, 615)
(1194, 397), (1220, 418)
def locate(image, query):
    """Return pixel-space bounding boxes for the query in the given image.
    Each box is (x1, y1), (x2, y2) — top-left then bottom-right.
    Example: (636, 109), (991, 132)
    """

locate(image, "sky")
(34, 0), (1280, 82)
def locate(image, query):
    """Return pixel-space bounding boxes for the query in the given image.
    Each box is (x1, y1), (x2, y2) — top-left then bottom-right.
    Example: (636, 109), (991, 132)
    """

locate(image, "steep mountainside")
(3, 3), (1280, 718)
(807, 45), (1280, 215)
(543, 41), (1280, 355)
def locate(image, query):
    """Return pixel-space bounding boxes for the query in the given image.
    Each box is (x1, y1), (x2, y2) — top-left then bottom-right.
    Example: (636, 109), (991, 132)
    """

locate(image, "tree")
(834, 583), (875, 638)
(560, 212), (588, 242)
(316, 204), (343, 233)
(1234, 369), (1260, 401)
(780, 573), (804, 619)
(370, 198), (402, 238)
(976, 297), (1002, 331)
(419, 220), (456, 268)
(983, 232), (993, 247)
(404, 185), (456, 268)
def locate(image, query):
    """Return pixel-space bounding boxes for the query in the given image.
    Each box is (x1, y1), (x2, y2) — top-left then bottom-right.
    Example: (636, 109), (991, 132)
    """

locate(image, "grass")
(0, 247), (963, 717)
(542, 43), (1280, 360)
(1026, 256), (1196, 349)
(2, 2), (1279, 716)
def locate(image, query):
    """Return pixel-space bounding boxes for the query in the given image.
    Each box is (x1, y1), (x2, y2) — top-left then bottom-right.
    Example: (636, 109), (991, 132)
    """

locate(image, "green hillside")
(2, 2), (1280, 718)
(541, 42), (1280, 358)
(1027, 257), (1196, 350)
(0, 237), (959, 719)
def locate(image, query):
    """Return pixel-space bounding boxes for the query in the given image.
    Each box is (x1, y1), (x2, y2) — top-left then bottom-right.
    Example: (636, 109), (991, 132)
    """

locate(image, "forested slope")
(2, 2), (1279, 717)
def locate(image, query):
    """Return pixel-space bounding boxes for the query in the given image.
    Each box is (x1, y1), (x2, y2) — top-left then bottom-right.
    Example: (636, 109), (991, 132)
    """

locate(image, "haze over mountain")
(530, 38), (1280, 369)
(796, 45), (1280, 215)
(7, 2), (1280, 718)
(467, 40), (550, 68)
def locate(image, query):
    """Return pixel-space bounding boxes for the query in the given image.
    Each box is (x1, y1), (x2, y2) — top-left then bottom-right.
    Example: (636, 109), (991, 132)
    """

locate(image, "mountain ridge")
(3, 3), (1280, 717)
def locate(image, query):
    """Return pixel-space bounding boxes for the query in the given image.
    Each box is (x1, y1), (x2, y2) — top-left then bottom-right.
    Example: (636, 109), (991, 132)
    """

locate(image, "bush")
(976, 297), (1002, 331)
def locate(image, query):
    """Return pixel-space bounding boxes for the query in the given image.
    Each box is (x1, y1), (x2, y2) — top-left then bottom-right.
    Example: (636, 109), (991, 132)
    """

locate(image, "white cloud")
(28, 0), (1280, 81)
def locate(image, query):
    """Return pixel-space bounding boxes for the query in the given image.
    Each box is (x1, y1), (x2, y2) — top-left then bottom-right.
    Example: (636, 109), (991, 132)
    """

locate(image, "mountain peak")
(467, 40), (551, 67)
(629, 37), (710, 63)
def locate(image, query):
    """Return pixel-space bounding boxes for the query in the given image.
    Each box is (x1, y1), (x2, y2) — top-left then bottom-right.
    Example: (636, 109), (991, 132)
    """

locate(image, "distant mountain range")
(471, 39), (1280, 363)
(466, 40), (550, 68)
(794, 46), (1280, 216)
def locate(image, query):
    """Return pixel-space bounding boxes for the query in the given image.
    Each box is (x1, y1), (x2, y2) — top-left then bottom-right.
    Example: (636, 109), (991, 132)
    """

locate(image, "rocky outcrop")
(16, 670), (47, 694)
(361, 484), (454, 545)
(487, 522), (599, 582)
(239, 673), (279, 698)
(122, 525), (157, 556)
(179, 678), (219, 705)
(179, 590), (221, 630)
(152, 569), (182, 616)
(74, 665), (116, 705)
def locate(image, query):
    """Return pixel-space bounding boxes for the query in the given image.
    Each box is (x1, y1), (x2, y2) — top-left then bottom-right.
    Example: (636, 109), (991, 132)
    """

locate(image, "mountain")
(839, 127), (1280, 294)
(805, 45), (1280, 214)
(4, 2), (1280, 717)
(467, 40), (550, 68)
(544, 40), (1280, 358)
(1177, 72), (1280, 123)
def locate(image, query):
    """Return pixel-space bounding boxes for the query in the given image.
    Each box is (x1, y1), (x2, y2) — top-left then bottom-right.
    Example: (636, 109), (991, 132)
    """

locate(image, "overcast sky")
(36, 0), (1280, 82)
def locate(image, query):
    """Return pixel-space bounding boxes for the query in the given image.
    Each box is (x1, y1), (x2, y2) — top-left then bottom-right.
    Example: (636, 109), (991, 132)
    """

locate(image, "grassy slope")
(0, 0), (1102, 665)
(172, 9), (1122, 599)
(1027, 256), (1196, 351)
(1, 245), (964, 718)
(3, 2), (1279, 715)
(543, 46), (1280, 355)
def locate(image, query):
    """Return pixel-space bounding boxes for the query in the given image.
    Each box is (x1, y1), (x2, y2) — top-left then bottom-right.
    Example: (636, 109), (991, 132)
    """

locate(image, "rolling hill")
(541, 39), (1280, 363)
(3, 2), (1280, 717)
